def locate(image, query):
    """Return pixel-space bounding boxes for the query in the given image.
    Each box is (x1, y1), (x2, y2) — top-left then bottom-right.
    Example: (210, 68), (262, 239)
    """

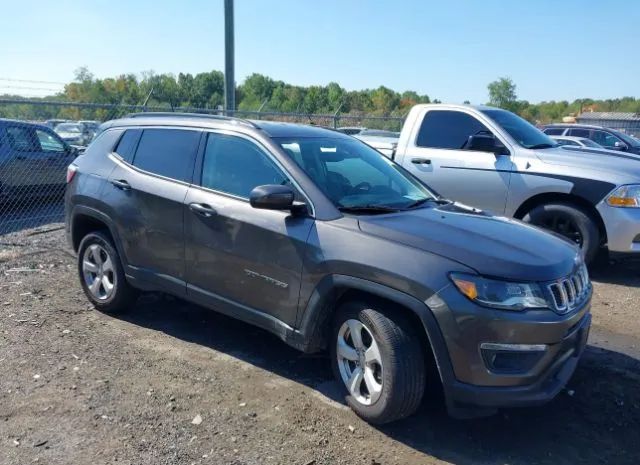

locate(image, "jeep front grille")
(547, 265), (591, 314)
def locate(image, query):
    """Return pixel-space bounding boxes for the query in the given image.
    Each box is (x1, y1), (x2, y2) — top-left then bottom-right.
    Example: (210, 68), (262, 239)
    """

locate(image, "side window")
(592, 130), (620, 148)
(115, 129), (141, 163)
(36, 129), (66, 153)
(5, 126), (40, 152)
(543, 128), (564, 136)
(132, 129), (200, 182)
(567, 128), (590, 138)
(416, 110), (490, 150)
(201, 134), (288, 198)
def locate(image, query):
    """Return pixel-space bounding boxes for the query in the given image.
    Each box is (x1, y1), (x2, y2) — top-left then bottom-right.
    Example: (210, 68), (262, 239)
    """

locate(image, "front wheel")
(522, 202), (600, 264)
(330, 301), (425, 424)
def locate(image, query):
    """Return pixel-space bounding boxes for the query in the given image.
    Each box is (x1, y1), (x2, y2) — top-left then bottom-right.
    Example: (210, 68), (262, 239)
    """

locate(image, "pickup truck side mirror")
(466, 134), (508, 155)
(613, 141), (628, 151)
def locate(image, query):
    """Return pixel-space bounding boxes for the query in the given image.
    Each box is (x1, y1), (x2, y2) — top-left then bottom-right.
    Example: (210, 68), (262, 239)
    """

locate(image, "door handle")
(189, 202), (217, 218)
(110, 179), (131, 191)
(411, 158), (431, 165)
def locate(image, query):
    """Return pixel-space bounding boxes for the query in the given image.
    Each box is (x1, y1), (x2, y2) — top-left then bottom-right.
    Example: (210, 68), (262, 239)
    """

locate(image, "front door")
(184, 131), (314, 327)
(399, 109), (514, 215)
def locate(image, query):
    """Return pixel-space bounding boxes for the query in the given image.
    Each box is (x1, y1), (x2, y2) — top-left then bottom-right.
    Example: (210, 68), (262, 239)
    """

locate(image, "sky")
(1, 0), (638, 104)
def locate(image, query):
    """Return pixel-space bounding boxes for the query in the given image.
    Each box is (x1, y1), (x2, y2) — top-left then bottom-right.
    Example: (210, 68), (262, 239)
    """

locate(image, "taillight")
(66, 164), (78, 183)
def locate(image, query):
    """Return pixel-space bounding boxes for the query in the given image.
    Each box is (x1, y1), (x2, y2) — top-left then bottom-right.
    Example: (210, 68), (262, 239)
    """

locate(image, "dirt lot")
(1, 226), (639, 465)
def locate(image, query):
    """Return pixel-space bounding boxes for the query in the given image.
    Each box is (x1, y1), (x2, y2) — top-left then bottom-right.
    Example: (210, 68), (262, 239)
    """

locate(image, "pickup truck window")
(276, 137), (434, 211)
(481, 109), (558, 149)
(416, 110), (489, 150)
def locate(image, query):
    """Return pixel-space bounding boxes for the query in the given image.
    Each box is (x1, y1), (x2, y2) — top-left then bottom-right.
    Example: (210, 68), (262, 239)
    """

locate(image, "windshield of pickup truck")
(275, 137), (435, 212)
(481, 109), (558, 149)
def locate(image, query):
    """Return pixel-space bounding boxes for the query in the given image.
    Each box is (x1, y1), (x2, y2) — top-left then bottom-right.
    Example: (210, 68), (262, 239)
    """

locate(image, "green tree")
(487, 77), (518, 112)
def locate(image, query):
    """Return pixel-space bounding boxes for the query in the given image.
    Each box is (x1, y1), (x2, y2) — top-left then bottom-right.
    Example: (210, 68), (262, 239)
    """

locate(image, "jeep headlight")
(450, 273), (549, 311)
(606, 184), (640, 208)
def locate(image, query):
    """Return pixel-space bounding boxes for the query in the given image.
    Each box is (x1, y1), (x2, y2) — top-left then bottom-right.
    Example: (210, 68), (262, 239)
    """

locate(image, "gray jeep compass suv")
(65, 113), (592, 424)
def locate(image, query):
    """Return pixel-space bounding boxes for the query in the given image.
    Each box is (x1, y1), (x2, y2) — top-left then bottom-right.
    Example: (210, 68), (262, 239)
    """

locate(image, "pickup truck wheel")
(330, 301), (425, 424)
(77, 231), (138, 313)
(522, 202), (600, 264)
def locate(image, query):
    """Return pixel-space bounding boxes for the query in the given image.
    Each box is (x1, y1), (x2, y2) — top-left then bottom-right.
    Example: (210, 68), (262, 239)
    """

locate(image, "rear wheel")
(330, 300), (425, 424)
(77, 231), (138, 313)
(522, 202), (600, 264)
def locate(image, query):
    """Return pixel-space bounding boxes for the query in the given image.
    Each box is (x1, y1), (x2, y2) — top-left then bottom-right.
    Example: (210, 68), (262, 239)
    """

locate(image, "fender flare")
(295, 274), (455, 390)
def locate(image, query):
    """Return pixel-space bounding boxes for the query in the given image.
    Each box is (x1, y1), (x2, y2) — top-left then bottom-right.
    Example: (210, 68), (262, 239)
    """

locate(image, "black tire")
(330, 300), (425, 424)
(77, 231), (138, 313)
(522, 202), (600, 264)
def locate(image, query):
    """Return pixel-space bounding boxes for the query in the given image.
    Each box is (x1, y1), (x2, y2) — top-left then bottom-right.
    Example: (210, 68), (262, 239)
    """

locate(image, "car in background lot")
(79, 120), (101, 140)
(393, 104), (640, 263)
(66, 113), (591, 424)
(550, 135), (603, 148)
(44, 119), (69, 129)
(0, 119), (79, 199)
(55, 122), (93, 147)
(337, 126), (367, 135)
(354, 132), (399, 158)
(543, 124), (640, 155)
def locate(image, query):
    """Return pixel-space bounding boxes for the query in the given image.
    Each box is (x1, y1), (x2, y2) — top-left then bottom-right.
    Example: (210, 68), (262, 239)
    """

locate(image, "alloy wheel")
(336, 319), (384, 405)
(82, 244), (116, 301)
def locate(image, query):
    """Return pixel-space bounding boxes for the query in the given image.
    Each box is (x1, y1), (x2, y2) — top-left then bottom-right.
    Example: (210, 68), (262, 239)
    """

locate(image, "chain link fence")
(0, 98), (404, 235)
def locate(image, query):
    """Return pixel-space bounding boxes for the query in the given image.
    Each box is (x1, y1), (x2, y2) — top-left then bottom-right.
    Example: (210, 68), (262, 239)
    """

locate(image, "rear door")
(103, 127), (201, 295)
(399, 109), (514, 214)
(184, 131), (314, 327)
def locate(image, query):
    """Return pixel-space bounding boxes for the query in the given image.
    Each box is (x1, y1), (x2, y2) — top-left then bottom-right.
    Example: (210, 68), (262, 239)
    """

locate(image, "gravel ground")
(1, 225), (639, 465)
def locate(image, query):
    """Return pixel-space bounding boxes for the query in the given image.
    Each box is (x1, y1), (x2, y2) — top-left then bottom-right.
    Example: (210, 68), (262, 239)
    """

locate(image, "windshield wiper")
(404, 197), (446, 209)
(528, 143), (556, 149)
(337, 205), (401, 214)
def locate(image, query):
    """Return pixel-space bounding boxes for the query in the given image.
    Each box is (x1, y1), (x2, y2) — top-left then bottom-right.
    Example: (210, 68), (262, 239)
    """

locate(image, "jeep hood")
(534, 146), (640, 181)
(357, 203), (579, 282)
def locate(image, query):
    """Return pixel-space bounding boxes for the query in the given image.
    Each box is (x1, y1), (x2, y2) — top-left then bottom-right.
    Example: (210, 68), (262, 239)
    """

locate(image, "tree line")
(1, 68), (638, 124)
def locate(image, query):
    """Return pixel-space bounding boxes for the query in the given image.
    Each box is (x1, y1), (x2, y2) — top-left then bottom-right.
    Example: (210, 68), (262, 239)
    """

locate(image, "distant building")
(576, 112), (640, 137)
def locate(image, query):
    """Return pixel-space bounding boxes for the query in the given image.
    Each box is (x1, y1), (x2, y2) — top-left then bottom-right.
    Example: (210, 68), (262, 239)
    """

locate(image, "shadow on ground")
(116, 293), (640, 465)
(590, 256), (640, 287)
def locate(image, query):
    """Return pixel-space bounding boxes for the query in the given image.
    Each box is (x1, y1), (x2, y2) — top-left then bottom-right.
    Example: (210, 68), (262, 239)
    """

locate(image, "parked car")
(337, 126), (367, 135)
(79, 120), (101, 140)
(550, 135), (603, 148)
(392, 104), (640, 263)
(55, 122), (93, 147)
(44, 119), (69, 129)
(66, 112), (591, 424)
(542, 124), (640, 155)
(0, 119), (79, 199)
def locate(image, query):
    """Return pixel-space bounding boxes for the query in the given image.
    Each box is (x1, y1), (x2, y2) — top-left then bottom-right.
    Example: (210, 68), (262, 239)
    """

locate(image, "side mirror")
(613, 141), (628, 151)
(466, 134), (507, 155)
(250, 185), (306, 214)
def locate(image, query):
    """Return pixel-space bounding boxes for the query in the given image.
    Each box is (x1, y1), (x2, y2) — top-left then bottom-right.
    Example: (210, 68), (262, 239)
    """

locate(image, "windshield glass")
(481, 109), (558, 149)
(56, 123), (82, 133)
(274, 136), (435, 211)
(612, 129), (640, 147)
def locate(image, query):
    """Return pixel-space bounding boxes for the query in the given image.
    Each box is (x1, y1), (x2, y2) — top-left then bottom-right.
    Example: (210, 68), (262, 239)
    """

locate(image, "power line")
(0, 77), (67, 85)
(0, 85), (62, 92)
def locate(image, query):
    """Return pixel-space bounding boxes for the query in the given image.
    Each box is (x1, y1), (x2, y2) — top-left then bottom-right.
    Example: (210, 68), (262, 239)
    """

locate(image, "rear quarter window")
(114, 129), (141, 163)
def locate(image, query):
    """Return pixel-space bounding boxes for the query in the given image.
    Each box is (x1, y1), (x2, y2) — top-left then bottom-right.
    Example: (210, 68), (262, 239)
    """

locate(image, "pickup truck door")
(397, 109), (514, 215)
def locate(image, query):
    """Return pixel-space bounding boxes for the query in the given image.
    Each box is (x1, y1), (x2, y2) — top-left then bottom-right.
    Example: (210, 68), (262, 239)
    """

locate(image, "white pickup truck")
(390, 104), (640, 263)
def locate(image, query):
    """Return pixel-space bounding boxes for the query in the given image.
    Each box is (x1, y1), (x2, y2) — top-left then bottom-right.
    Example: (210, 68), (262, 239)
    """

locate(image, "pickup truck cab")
(393, 104), (640, 263)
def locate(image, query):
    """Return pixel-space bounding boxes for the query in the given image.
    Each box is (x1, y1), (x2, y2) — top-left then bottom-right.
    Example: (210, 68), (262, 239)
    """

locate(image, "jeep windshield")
(481, 109), (559, 149)
(275, 137), (435, 212)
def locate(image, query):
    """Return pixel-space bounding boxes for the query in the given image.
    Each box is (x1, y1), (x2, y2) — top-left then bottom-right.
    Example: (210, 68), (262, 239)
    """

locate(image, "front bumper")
(448, 312), (590, 411)
(597, 202), (640, 253)
(426, 283), (591, 416)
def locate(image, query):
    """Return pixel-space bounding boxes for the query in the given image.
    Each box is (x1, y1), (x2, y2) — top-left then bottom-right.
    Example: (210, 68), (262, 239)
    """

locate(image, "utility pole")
(224, 0), (235, 114)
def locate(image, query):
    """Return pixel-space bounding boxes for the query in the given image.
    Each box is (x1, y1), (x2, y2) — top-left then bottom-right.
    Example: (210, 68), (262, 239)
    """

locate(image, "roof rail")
(125, 112), (259, 128)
